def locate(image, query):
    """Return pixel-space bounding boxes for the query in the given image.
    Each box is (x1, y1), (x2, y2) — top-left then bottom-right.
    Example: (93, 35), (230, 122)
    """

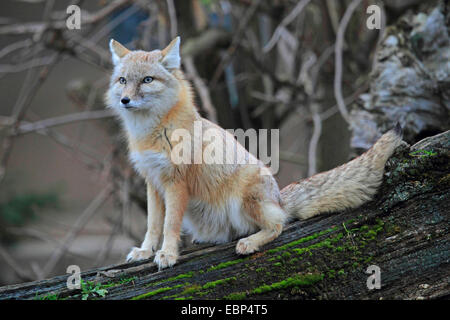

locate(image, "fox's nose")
(121, 97), (130, 105)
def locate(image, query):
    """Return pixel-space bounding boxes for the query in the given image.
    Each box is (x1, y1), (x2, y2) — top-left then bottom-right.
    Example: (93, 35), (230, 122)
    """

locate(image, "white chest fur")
(129, 150), (173, 194)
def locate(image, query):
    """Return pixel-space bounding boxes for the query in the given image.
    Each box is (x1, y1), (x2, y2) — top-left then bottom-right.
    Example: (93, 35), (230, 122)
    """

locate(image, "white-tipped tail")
(281, 124), (403, 220)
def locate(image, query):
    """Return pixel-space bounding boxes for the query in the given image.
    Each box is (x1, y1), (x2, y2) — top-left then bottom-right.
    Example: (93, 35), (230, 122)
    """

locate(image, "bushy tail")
(281, 124), (403, 220)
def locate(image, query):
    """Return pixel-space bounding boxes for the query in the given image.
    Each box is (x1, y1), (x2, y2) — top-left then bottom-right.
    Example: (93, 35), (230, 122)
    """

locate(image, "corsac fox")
(105, 37), (403, 269)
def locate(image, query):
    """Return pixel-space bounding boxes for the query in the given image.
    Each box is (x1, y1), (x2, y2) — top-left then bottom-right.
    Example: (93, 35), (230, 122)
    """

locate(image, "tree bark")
(0, 131), (448, 300)
(350, 1), (450, 149)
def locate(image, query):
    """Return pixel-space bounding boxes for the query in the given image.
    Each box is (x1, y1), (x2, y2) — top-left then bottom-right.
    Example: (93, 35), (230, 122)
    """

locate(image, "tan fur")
(106, 38), (403, 269)
(281, 129), (403, 220)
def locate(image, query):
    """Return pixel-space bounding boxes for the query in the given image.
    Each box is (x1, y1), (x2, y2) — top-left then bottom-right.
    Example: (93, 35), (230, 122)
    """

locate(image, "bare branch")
(14, 109), (115, 135)
(0, 0), (132, 35)
(0, 53), (59, 185)
(183, 56), (218, 123)
(209, 0), (263, 88)
(263, 0), (311, 53)
(334, 0), (363, 124)
(0, 39), (33, 60)
(166, 0), (178, 39)
(307, 104), (322, 176)
(0, 55), (56, 74)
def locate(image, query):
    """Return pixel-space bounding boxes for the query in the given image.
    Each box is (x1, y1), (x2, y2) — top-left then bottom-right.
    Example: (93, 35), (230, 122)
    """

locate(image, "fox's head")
(105, 37), (182, 116)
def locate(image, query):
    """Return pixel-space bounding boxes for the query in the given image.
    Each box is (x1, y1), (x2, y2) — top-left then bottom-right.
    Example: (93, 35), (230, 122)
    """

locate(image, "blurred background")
(0, 0), (447, 286)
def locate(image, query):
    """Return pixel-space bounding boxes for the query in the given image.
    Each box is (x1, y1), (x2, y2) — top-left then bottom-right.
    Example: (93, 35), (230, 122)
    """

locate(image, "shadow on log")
(0, 131), (448, 300)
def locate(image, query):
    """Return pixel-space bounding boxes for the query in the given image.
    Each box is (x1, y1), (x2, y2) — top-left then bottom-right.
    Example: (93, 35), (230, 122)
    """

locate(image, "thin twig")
(88, 3), (141, 45)
(308, 103), (322, 176)
(166, 0), (178, 39)
(209, 0), (262, 88)
(334, 0), (363, 124)
(0, 53), (59, 185)
(13, 109), (115, 135)
(0, 39), (33, 60)
(0, 55), (58, 74)
(183, 56), (218, 122)
(25, 110), (106, 167)
(320, 82), (368, 121)
(0, 0), (132, 35)
(263, 0), (311, 53)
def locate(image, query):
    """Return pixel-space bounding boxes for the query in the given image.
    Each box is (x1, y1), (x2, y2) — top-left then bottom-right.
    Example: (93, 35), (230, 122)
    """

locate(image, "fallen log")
(0, 131), (448, 300)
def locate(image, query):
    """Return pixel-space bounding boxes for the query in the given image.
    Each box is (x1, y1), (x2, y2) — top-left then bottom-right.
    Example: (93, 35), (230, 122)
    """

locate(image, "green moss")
(36, 293), (59, 300)
(207, 258), (245, 272)
(345, 218), (357, 224)
(202, 277), (236, 289)
(131, 284), (183, 300)
(255, 267), (264, 272)
(102, 276), (137, 289)
(360, 225), (369, 231)
(223, 292), (247, 300)
(337, 269), (346, 276)
(266, 227), (337, 254)
(330, 233), (344, 243)
(181, 284), (201, 296)
(170, 277), (237, 300)
(273, 262), (282, 267)
(365, 229), (377, 237)
(251, 273), (324, 295)
(409, 149), (437, 157)
(171, 271), (194, 281)
(289, 258), (299, 264)
(146, 271), (194, 288)
(292, 238), (334, 256)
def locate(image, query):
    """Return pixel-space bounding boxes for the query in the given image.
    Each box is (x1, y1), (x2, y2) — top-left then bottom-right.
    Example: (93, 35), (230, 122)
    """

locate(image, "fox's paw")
(236, 238), (259, 255)
(126, 247), (154, 262)
(154, 250), (178, 269)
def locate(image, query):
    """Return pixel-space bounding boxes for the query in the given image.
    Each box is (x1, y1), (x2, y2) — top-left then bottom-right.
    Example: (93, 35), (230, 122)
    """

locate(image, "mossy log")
(0, 131), (449, 300)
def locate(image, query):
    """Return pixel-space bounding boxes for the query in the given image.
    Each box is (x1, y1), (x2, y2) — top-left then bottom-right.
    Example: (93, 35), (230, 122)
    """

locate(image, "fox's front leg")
(126, 183), (164, 262)
(154, 181), (188, 269)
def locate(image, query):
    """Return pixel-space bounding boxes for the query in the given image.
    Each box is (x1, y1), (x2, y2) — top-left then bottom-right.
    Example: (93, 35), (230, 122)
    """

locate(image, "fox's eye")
(119, 77), (126, 84)
(143, 76), (153, 83)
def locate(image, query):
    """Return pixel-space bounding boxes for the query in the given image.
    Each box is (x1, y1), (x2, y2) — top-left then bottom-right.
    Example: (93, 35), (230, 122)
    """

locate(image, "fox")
(105, 37), (403, 270)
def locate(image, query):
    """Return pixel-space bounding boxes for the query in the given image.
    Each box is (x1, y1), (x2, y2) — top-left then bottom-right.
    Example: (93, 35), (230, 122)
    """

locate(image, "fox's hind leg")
(236, 201), (285, 255)
(127, 183), (165, 262)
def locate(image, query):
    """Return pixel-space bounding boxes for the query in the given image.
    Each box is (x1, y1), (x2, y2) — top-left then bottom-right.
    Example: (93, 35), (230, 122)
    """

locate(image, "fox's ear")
(109, 39), (130, 65)
(160, 37), (180, 69)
